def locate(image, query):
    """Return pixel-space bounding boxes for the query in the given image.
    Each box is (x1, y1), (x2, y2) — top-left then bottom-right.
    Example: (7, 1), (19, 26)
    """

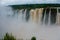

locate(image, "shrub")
(31, 36), (36, 40)
(3, 33), (16, 40)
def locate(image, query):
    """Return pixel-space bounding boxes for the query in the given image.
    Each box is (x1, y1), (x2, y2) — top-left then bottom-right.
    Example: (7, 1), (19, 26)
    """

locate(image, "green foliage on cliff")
(9, 4), (60, 10)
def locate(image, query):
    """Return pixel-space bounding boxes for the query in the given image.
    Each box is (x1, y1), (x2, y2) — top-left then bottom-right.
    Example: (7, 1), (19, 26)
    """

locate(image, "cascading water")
(48, 8), (51, 25)
(0, 5), (60, 40)
(43, 9), (47, 25)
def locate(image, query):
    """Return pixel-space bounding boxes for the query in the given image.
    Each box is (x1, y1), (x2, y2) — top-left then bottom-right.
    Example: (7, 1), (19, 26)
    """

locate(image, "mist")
(0, 5), (60, 40)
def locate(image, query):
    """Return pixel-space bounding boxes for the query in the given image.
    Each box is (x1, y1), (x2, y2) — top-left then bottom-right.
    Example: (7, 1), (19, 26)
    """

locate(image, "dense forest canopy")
(9, 4), (60, 9)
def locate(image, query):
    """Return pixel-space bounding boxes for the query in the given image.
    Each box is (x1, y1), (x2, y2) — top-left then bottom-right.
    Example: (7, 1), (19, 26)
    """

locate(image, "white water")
(0, 6), (60, 40)
(43, 9), (46, 25)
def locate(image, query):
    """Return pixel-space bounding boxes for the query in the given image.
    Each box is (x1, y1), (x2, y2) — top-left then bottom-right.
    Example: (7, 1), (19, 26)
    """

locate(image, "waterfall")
(21, 9), (25, 21)
(42, 8), (51, 25)
(0, 5), (60, 40)
(43, 9), (46, 25)
(48, 8), (51, 25)
(11, 8), (57, 25)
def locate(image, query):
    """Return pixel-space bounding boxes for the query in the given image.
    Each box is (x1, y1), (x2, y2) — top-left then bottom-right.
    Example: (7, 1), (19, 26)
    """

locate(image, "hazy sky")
(0, 0), (60, 5)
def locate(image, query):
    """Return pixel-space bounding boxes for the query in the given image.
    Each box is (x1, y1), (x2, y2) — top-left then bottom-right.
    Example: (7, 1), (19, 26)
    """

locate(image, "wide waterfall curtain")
(41, 8), (57, 25)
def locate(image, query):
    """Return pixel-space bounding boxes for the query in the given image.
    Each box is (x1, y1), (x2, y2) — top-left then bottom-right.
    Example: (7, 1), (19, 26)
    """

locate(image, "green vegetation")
(3, 33), (16, 40)
(9, 4), (60, 10)
(31, 36), (36, 40)
(3, 33), (37, 40)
